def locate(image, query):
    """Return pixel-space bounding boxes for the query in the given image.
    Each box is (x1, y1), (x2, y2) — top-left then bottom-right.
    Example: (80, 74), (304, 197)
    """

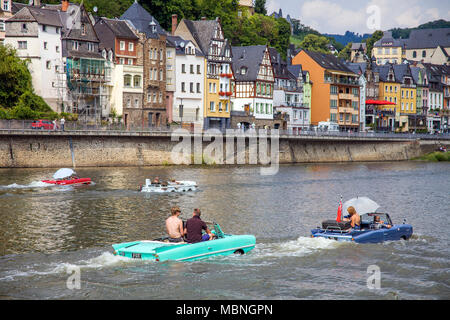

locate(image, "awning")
(366, 100), (396, 105)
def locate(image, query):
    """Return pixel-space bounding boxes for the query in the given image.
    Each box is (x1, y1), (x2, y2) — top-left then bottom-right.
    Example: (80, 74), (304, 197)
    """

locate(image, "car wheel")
(233, 249), (244, 255)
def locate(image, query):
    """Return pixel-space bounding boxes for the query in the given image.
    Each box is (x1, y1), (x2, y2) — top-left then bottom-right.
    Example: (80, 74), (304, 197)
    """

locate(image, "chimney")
(61, 0), (69, 12)
(171, 14), (178, 35)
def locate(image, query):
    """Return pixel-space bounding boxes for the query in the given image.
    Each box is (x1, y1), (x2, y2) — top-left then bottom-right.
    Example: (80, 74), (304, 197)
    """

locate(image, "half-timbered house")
(231, 45), (282, 129)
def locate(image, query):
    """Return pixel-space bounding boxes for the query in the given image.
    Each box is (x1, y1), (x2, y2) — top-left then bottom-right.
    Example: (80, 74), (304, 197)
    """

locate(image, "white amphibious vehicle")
(140, 179), (198, 193)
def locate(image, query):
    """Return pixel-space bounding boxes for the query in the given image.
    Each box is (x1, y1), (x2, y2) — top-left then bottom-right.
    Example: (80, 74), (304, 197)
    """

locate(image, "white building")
(5, 6), (64, 111)
(169, 36), (205, 128)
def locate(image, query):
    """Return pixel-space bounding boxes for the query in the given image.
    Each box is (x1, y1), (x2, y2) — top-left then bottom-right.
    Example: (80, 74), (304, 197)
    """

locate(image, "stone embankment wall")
(0, 132), (448, 168)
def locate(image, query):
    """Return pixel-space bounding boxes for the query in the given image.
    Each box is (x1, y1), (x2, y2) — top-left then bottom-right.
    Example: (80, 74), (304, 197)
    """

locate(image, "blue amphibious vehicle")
(311, 212), (413, 243)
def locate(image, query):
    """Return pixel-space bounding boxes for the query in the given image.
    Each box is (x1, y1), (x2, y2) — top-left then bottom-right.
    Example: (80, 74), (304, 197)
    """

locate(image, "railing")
(1, 120), (449, 140)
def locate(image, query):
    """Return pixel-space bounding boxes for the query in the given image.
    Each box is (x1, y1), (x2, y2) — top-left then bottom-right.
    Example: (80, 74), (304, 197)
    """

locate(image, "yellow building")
(175, 18), (233, 129)
(377, 64), (417, 132)
(372, 31), (405, 65)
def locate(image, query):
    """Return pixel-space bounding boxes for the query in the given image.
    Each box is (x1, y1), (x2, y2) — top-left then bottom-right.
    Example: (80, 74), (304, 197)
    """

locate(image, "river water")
(0, 162), (449, 300)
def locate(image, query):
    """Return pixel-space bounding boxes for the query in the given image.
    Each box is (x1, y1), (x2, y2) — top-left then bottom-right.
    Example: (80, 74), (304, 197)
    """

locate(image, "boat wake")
(251, 236), (346, 260)
(0, 181), (51, 190)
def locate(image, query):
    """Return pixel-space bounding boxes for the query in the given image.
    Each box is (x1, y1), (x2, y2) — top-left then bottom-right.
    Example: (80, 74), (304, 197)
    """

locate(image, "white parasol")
(53, 168), (76, 180)
(342, 197), (380, 215)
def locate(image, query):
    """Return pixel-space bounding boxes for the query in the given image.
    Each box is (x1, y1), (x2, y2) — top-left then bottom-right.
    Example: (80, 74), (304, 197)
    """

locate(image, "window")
(218, 102), (223, 112)
(56, 46), (60, 52)
(120, 41), (125, 50)
(422, 50), (426, 58)
(128, 59), (133, 65)
(46, 61), (51, 69)
(0, 21), (5, 32)
(190, 64), (194, 74)
(159, 69), (163, 81)
(21, 23), (27, 32)
(210, 101), (215, 112)
(225, 102), (229, 112)
(197, 65), (201, 74)
(160, 49), (163, 61)
(3, 0), (10, 11)
(42, 25), (47, 32)
(197, 83), (201, 93)
(44, 42), (48, 50)
(182, 64), (186, 73)
(18, 41), (27, 49)
(120, 58), (125, 65)
(87, 42), (94, 52)
(72, 41), (79, 50)
(413, 51), (417, 58)
(190, 82), (194, 93)
(124, 74), (132, 87)
(128, 42), (134, 52)
(135, 99), (139, 108)
(181, 82), (186, 92)
(81, 23), (86, 36)
(134, 75), (141, 88)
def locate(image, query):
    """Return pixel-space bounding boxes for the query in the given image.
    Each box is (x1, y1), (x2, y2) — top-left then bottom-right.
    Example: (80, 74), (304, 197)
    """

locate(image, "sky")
(266, 0), (450, 34)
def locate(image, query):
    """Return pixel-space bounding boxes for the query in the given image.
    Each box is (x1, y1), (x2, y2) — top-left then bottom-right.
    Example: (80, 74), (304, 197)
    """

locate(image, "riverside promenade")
(0, 127), (449, 168)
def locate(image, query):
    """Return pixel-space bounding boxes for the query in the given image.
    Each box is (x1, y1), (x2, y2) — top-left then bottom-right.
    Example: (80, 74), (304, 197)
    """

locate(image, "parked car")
(31, 120), (56, 130)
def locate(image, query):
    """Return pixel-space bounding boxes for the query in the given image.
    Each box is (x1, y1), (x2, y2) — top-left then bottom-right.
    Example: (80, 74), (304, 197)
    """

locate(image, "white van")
(318, 121), (339, 132)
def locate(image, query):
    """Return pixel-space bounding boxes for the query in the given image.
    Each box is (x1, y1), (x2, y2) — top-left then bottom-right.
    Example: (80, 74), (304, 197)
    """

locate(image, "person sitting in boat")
(152, 177), (160, 184)
(185, 208), (214, 244)
(374, 215), (391, 229)
(343, 206), (361, 228)
(165, 206), (185, 243)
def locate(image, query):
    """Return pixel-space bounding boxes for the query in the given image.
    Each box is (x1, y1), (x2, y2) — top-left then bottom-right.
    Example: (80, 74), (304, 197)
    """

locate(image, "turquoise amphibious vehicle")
(112, 223), (256, 262)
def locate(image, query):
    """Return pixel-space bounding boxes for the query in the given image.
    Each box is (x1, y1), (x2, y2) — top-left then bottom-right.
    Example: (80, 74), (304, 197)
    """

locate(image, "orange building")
(292, 50), (361, 131)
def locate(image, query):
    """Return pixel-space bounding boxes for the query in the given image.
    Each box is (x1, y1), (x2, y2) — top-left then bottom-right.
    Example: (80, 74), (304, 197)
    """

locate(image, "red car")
(31, 120), (57, 130)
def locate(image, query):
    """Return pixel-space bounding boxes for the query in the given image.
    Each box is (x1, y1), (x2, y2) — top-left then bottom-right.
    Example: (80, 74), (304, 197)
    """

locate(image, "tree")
(299, 34), (331, 54)
(364, 30), (383, 58)
(0, 44), (33, 109)
(254, 0), (267, 15)
(337, 42), (352, 61)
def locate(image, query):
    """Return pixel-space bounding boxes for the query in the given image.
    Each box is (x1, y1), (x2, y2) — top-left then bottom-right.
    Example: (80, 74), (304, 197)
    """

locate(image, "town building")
(350, 43), (367, 63)
(5, 4), (64, 112)
(0, 0), (13, 44)
(174, 17), (233, 130)
(292, 50), (360, 131)
(58, 2), (110, 121)
(271, 48), (309, 133)
(419, 63), (450, 133)
(94, 17), (142, 127)
(411, 65), (428, 132)
(345, 63), (367, 131)
(167, 35), (205, 129)
(404, 28), (450, 65)
(121, 1), (167, 127)
(362, 60), (380, 129)
(372, 31), (405, 65)
(231, 45), (281, 129)
(238, 0), (254, 17)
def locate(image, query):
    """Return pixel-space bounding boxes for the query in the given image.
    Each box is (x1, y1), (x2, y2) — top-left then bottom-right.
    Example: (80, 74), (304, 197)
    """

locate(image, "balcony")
(338, 93), (354, 100)
(324, 77), (359, 86)
(339, 107), (357, 114)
